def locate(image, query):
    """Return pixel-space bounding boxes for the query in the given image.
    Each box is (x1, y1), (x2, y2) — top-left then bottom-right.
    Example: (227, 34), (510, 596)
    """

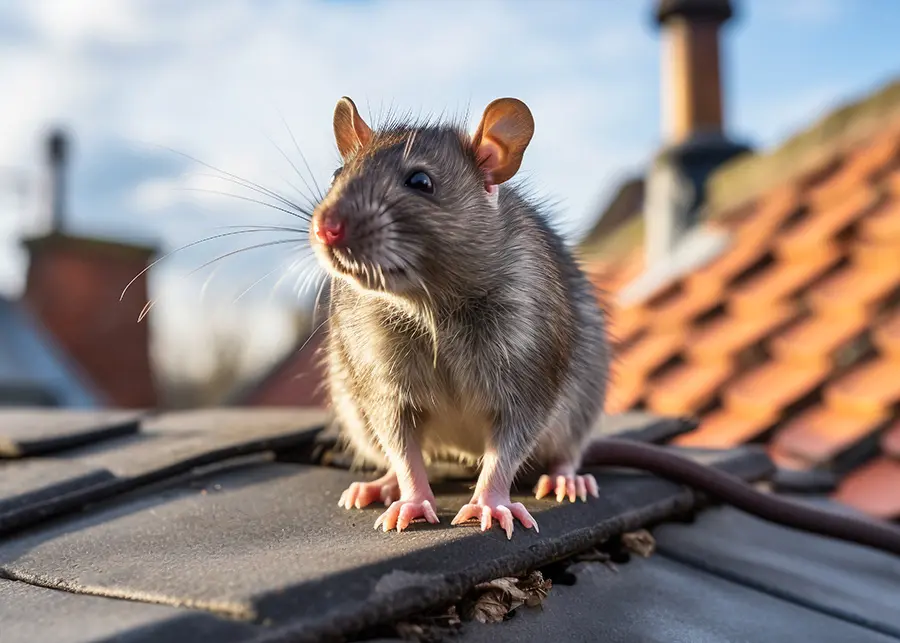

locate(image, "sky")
(1, 0), (899, 378)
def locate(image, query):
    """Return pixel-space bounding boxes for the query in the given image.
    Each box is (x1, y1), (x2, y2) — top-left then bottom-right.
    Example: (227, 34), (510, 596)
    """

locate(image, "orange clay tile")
(645, 284), (725, 330)
(604, 372), (644, 414)
(614, 330), (684, 378)
(858, 198), (900, 242)
(873, 307), (900, 357)
(771, 405), (888, 467)
(849, 238), (900, 271)
(606, 304), (646, 346)
(684, 233), (770, 293)
(824, 355), (900, 418)
(673, 408), (776, 449)
(728, 247), (843, 315)
(832, 457), (900, 520)
(888, 169), (900, 196)
(805, 135), (897, 208)
(686, 303), (799, 363)
(722, 360), (832, 421)
(845, 129), (900, 176)
(733, 185), (801, 244)
(768, 309), (869, 367)
(880, 418), (900, 458)
(805, 261), (900, 315)
(774, 188), (877, 261)
(643, 362), (734, 416)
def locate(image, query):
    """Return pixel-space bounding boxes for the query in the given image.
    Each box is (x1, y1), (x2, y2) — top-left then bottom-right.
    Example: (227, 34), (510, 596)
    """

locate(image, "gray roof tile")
(0, 445), (768, 642)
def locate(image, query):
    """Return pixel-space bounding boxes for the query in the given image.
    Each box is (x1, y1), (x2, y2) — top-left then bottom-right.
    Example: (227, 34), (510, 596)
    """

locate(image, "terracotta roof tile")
(731, 186), (801, 244)
(805, 260), (900, 314)
(858, 197), (900, 242)
(723, 361), (831, 421)
(872, 306), (900, 358)
(849, 237), (900, 270)
(615, 330), (684, 378)
(879, 418), (900, 458)
(823, 356), (900, 418)
(684, 234), (770, 293)
(774, 188), (878, 261)
(804, 132), (898, 207)
(686, 304), (799, 363)
(605, 372), (644, 414)
(674, 408), (776, 449)
(832, 457), (900, 520)
(606, 304), (646, 346)
(768, 310), (869, 367)
(644, 362), (734, 416)
(771, 405), (888, 467)
(645, 284), (725, 330)
(728, 248), (842, 314)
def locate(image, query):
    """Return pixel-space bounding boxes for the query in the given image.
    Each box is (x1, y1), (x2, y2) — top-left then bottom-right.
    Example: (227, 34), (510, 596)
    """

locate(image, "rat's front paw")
(451, 493), (539, 539)
(534, 473), (599, 503)
(373, 496), (440, 533)
(339, 478), (400, 510)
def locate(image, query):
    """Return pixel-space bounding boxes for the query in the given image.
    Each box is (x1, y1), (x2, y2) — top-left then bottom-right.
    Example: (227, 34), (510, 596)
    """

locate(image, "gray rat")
(310, 96), (607, 537)
(307, 96), (900, 555)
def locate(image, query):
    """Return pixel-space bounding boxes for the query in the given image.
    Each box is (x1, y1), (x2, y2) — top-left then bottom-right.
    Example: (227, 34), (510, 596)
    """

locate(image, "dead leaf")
(622, 529), (656, 557)
(464, 571), (552, 623)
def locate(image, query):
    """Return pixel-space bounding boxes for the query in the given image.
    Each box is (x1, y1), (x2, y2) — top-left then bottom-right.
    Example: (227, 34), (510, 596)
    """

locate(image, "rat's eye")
(330, 167), (343, 186)
(405, 171), (434, 194)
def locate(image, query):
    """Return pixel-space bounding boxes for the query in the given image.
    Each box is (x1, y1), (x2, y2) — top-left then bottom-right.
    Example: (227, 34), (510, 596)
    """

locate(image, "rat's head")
(310, 96), (534, 298)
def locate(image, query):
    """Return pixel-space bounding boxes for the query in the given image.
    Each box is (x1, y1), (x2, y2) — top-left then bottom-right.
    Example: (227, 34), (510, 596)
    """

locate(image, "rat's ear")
(471, 98), (535, 185)
(333, 96), (373, 161)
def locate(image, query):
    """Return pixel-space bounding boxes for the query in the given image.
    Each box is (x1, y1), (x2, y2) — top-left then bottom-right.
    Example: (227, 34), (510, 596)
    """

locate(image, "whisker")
(269, 250), (317, 303)
(135, 238), (303, 322)
(121, 228), (305, 302)
(233, 258), (296, 304)
(265, 131), (320, 207)
(160, 145), (311, 217)
(277, 110), (324, 202)
(191, 171), (312, 218)
(179, 187), (310, 222)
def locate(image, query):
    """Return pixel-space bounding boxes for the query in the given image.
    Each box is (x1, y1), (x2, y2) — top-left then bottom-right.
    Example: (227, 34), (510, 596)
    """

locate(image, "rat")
(308, 95), (900, 556)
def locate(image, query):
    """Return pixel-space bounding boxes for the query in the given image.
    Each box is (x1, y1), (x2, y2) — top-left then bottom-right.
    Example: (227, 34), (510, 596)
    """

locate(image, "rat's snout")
(312, 206), (346, 247)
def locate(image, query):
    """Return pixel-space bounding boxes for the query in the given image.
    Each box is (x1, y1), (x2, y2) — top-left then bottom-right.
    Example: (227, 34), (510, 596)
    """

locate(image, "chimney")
(641, 0), (752, 271)
(46, 128), (67, 233)
(21, 129), (161, 409)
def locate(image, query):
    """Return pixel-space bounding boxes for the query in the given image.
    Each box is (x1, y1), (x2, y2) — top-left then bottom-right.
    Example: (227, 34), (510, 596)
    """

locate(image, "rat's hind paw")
(534, 473), (599, 503)
(451, 495), (539, 540)
(374, 497), (440, 533)
(338, 477), (400, 510)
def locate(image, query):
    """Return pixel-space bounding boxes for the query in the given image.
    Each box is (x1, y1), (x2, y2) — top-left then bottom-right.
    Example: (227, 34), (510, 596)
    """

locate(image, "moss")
(707, 78), (900, 219)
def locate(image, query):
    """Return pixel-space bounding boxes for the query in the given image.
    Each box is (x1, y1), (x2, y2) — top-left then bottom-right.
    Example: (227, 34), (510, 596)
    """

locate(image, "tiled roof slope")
(594, 113), (900, 521)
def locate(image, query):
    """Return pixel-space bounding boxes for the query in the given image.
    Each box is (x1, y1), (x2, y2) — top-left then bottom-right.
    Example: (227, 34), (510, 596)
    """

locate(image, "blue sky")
(0, 0), (898, 375)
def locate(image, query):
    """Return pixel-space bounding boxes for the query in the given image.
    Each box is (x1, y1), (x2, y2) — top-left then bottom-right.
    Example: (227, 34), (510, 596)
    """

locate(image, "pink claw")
(338, 479), (401, 510)
(451, 495), (539, 539)
(374, 497), (440, 533)
(534, 473), (598, 503)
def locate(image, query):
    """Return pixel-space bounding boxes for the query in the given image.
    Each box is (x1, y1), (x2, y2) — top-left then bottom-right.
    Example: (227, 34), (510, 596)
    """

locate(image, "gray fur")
(311, 116), (610, 488)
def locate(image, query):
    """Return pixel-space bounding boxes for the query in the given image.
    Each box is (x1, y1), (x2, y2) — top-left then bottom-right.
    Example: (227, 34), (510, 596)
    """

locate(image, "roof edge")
(706, 77), (900, 219)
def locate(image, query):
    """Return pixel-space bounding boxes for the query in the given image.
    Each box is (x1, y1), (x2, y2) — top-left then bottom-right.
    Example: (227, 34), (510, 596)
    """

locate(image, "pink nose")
(314, 210), (346, 246)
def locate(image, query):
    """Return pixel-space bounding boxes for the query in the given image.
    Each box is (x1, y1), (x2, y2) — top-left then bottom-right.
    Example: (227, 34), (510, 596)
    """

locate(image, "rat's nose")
(313, 209), (346, 246)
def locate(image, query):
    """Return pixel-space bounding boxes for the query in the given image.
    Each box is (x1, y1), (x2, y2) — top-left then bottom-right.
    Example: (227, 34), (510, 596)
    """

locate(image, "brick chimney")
(641, 0), (752, 271)
(20, 129), (160, 409)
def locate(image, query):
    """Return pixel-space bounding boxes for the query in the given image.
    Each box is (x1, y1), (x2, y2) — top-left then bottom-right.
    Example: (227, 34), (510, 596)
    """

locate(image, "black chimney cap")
(47, 129), (69, 164)
(655, 0), (735, 25)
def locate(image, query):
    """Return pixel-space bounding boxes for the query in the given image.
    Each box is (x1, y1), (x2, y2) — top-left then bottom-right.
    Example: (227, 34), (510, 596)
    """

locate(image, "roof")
(589, 77), (900, 521)
(226, 324), (328, 408)
(0, 296), (104, 408)
(6, 406), (895, 641)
